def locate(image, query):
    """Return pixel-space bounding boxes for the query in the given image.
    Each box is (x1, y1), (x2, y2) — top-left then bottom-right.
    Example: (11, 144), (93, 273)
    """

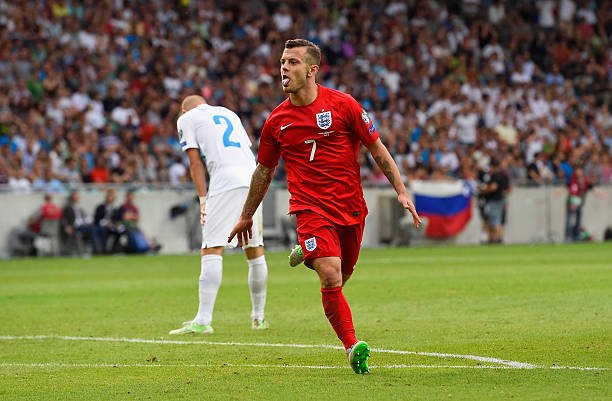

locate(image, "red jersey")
(90, 167), (109, 183)
(568, 174), (591, 197)
(258, 85), (379, 225)
(30, 202), (62, 233)
(42, 202), (62, 220)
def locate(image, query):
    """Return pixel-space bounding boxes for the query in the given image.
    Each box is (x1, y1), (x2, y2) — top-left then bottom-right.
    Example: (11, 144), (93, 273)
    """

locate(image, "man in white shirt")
(8, 167), (32, 194)
(454, 102), (479, 146)
(110, 98), (140, 127)
(537, 0), (556, 29)
(169, 95), (269, 335)
(168, 155), (187, 187)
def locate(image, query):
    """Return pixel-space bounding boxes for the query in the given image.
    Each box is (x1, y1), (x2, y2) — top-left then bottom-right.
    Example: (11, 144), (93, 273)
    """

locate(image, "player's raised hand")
(228, 215), (253, 247)
(398, 193), (422, 229)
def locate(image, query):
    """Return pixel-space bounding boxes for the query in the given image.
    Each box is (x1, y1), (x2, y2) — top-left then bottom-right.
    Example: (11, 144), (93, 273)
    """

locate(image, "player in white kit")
(169, 95), (269, 334)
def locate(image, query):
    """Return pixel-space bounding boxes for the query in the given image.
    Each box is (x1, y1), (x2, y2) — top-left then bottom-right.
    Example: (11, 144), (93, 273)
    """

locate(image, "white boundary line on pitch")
(0, 335), (608, 371)
(0, 362), (515, 370)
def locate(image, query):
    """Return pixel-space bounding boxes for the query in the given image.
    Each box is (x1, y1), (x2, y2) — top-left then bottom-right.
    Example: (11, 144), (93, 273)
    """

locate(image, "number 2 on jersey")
(213, 115), (240, 148)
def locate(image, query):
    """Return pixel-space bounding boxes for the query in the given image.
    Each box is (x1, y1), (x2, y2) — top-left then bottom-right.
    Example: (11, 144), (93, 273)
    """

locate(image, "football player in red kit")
(229, 39), (421, 374)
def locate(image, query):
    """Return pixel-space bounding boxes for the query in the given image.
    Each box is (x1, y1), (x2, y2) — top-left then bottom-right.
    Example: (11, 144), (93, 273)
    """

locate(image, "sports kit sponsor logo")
(316, 111), (332, 130)
(305, 237), (317, 251)
(280, 123), (293, 131)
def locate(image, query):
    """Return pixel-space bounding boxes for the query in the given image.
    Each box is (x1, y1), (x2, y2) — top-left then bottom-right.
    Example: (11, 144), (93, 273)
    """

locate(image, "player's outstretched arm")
(228, 163), (276, 246)
(367, 138), (422, 229)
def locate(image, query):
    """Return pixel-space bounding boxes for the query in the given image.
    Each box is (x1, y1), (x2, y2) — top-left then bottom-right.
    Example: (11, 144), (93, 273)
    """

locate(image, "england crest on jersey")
(316, 111), (332, 130)
(305, 237), (317, 251)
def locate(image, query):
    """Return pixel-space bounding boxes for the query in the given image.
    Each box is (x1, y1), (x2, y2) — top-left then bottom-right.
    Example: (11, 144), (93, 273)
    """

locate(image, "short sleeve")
(177, 113), (199, 151)
(345, 96), (379, 146)
(257, 118), (281, 168)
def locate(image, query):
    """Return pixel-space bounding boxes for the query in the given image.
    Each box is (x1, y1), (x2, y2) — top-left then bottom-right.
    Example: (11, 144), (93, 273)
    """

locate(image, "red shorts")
(295, 210), (365, 276)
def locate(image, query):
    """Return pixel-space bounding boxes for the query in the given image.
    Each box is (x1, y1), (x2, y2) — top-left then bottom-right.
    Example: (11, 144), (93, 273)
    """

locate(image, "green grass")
(0, 243), (610, 400)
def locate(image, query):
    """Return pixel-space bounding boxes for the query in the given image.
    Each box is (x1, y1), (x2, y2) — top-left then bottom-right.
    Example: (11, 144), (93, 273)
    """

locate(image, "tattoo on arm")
(242, 164), (274, 217)
(373, 155), (396, 188)
(368, 138), (409, 196)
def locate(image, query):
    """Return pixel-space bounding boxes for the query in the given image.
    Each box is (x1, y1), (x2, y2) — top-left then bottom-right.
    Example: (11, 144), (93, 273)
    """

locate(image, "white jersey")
(177, 104), (256, 196)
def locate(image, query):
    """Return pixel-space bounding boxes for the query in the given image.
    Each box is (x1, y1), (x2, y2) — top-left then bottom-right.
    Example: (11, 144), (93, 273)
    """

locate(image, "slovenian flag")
(412, 181), (473, 238)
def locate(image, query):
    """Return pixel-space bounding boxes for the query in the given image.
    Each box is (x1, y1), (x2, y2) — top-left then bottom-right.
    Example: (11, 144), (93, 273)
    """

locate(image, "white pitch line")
(0, 362), (513, 370)
(549, 365), (611, 371)
(373, 348), (536, 369)
(0, 335), (343, 350)
(1, 335), (524, 367)
(0, 335), (608, 371)
(0, 362), (342, 370)
(0, 362), (607, 371)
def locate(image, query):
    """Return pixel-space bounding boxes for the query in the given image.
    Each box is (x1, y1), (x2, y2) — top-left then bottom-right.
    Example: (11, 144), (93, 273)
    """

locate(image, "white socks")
(194, 254), (223, 326)
(247, 255), (268, 321)
(193, 254), (268, 325)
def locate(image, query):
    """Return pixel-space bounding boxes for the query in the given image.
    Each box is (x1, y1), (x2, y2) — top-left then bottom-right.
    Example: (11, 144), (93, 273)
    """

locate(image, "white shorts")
(202, 187), (264, 249)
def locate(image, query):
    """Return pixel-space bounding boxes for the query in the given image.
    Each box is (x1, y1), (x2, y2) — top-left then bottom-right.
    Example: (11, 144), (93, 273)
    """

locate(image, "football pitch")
(1, 243), (610, 400)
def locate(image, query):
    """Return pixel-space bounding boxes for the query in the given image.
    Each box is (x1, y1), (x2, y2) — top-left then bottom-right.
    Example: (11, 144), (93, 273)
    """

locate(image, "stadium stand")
(0, 0), (610, 193)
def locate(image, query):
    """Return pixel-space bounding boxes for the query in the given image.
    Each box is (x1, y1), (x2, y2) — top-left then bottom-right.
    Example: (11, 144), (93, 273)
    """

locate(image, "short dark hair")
(284, 39), (321, 65)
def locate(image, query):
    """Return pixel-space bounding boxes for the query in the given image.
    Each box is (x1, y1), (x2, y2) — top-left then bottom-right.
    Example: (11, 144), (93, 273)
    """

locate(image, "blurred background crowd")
(0, 0), (611, 195)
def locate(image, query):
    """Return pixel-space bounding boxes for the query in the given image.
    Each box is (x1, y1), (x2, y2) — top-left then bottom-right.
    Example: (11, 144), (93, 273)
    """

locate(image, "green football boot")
(251, 319), (270, 330)
(347, 341), (370, 374)
(288, 244), (304, 267)
(168, 321), (214, 335)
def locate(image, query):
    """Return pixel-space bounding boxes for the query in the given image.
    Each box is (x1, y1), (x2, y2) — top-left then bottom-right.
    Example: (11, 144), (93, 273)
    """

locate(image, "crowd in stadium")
(0, 0), (610, 194)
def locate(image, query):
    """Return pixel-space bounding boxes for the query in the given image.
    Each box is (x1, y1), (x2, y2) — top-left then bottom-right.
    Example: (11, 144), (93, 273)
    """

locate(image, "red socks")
(321, 286), (357, 350)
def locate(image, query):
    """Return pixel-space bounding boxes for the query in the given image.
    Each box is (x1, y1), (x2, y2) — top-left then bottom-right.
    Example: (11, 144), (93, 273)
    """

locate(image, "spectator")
(16, 193), (63, 255)
(565, 166), (590, 242)
(32, 168), (64, 193)
(93, 188), (118, 254)
(480, 158), (510, 244)
(527, 152), (554, 186)
(60, 191), (94, 255)
(56, 156), (81, 185)
(8, 167), (32, 194)
(113, 190), (161, 254)
(453, 102), (479, 148)
(564, 165), (608, 242)
(168, 155), (188, 187)
(90, 156), (110, 183)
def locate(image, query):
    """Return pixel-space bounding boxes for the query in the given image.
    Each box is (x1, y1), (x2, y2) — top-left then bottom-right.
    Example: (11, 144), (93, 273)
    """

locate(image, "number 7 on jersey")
(305, 139), (316, 161)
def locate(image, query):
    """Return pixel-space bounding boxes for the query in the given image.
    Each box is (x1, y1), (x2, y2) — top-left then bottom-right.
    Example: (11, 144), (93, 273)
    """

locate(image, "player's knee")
(320, 276), (342, 288)
(202, 246), (224, 256)
(312, 257), (342, 288)
(244, 245), (264, 259)
(318, 266), (342, 288)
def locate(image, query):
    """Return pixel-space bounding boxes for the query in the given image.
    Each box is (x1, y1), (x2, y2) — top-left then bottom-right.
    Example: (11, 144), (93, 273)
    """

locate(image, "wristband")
(199, 196), (206, 204)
